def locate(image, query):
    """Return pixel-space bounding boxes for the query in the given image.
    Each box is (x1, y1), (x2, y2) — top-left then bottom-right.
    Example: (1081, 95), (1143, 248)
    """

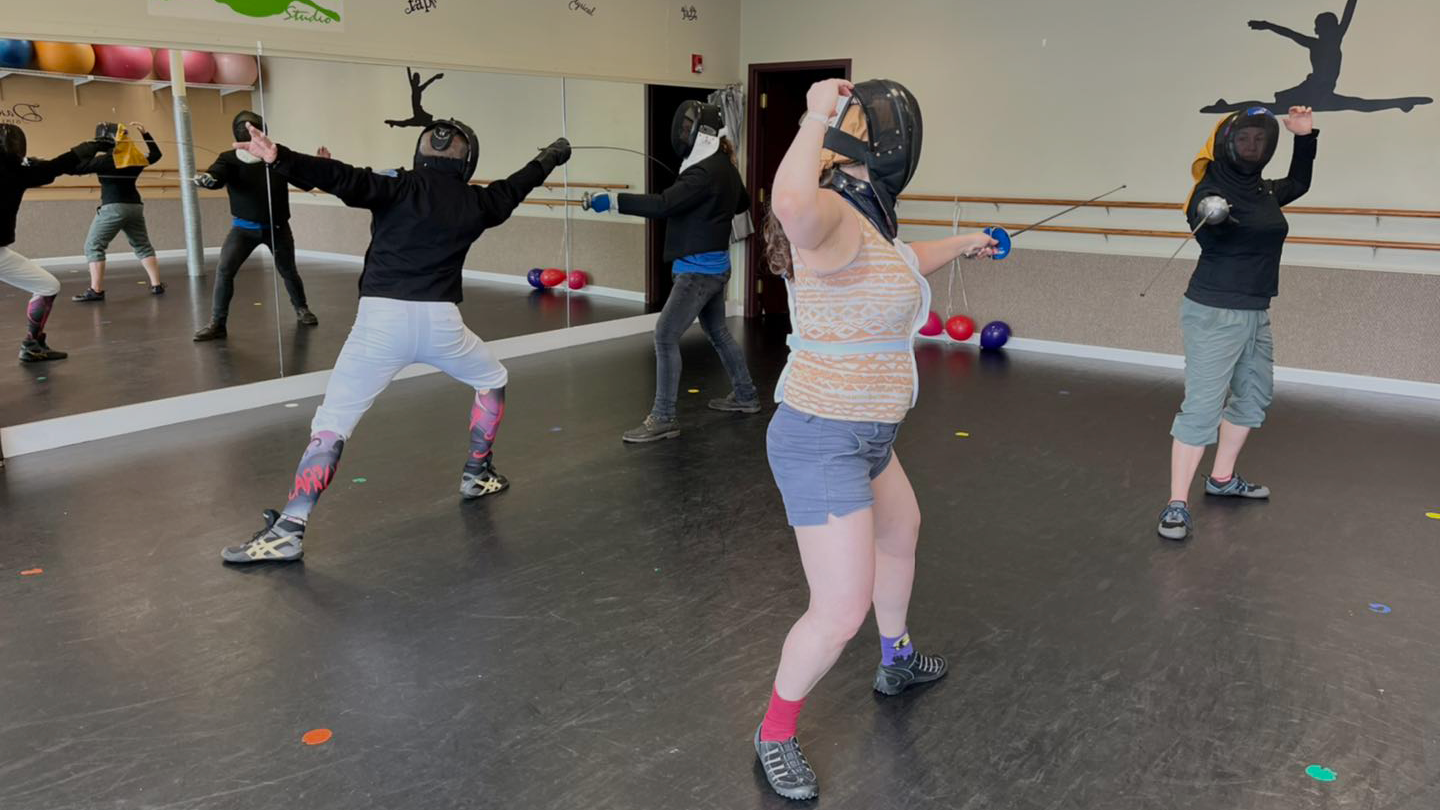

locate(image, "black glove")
(70, 139), (110, 163)
(535, 137), (571, 174)
(193, 172), (221, 189)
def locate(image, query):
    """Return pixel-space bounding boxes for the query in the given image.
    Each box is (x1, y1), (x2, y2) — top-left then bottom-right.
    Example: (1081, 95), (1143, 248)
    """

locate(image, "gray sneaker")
(222, 509), (304, 563)
(754, 724), (818, 801)
(621, 415), (680, 443)
(873, 650), (949, 696)
(707, 392), (762, 414)
(1206, 473), (1269, 499)
(1157, 500), (1192, 540)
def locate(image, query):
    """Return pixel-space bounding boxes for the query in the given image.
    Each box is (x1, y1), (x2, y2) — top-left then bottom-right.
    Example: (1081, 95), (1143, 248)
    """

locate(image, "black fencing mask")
(414, 118), (478, 181)
(0, 123), (26, 162)
(671, 100), (724, 160)
(820, 79), (923, 241)
(233, 110), (265, 142)
(1217, 107), (1278, 178)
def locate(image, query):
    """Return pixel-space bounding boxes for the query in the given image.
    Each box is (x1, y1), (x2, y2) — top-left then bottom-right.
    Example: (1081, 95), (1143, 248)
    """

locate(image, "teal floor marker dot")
(352, 477), (367, 484)
(1305, 764), (1337, 782)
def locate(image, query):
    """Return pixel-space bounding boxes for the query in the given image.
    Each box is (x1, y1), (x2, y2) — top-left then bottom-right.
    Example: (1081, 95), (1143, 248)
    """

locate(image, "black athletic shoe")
(72, 287), (105, 302)
(707, 392), (762, 414)
(754, 724), (819, 801)
(193, 321), (227, 341)
(460, 460), (509, 500)
(295, 307), (319, 326)
(621, 415), (681, 443)
(18, 337), (67, 362)
(873, 650), (949, 696)
(150, 283), (166, 295)
(222, 509), (305, 563)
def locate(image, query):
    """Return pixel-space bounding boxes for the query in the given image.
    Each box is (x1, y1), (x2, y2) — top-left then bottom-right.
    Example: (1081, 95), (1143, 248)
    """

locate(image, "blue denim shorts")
(766, 403), (900, 527)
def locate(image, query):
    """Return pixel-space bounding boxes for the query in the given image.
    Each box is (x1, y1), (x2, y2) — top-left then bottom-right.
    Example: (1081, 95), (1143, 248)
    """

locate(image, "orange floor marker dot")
(19, 568), (43, 576)
(301, 728), (332, 745)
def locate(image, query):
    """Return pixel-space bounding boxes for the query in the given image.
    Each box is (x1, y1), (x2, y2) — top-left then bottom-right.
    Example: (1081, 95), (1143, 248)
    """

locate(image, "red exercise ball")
(153, 49), (216, 85)
(945, 315), (975, 341)
(93, 45), (153, 80)
(918, 311), (943, 337)
(567, 270), (588, 290)
(540, 268), (566, 288)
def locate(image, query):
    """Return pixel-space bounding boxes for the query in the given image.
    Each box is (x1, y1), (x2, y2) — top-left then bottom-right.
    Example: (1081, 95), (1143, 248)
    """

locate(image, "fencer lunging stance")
(220, 118), (571, 563)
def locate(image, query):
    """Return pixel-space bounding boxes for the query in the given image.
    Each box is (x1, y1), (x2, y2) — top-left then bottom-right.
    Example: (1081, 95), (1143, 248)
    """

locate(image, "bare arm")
(909, 233), (999, 276)
(770, 79), (860, 275)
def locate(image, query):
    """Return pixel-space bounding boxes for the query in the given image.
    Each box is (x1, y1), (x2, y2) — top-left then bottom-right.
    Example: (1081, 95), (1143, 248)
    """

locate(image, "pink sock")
(759, 687), (806, 742)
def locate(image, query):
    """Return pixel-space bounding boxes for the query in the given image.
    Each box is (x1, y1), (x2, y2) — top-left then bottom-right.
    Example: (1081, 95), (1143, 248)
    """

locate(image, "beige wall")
(919, 248), (1440, 384)
(2, 0), (740, 85)
(14, 197), (234, 259)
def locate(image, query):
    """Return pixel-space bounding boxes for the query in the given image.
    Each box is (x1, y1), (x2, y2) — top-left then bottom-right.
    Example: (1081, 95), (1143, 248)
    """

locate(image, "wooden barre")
(900, 218), (1440, 252)
(899, 194), (1440, 220)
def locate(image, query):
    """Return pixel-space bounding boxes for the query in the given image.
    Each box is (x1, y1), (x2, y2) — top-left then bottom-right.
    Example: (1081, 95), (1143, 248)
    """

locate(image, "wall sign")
(148, 0), (346, 30)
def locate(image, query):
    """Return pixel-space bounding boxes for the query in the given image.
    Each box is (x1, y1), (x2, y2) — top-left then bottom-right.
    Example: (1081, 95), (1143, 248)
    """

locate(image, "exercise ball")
(567, 270), (588, 290)
(980, 320), (1011, 350)
(945, 315), (975, 342)
(526, 268), (545, 289)
(918, 311), (943, 337)
(540, 268), (566, 288)
(211, 52), (258, 86)
(34, 41), (95, 75)
(153, 49), (216, 85)
(93, 45), (153, 80)
(0, 39), (33, 69)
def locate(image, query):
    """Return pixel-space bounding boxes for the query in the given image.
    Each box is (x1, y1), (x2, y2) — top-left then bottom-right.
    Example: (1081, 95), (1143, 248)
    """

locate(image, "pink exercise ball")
(567, 270), (589, 290)
(211, 52), (258, 86)
(33, 41), (95, 75)
(153, 49), (217, 85)
(93, 45), (154, 80)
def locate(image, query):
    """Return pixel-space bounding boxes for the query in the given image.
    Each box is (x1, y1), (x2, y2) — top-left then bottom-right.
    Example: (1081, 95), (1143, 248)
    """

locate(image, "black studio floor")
(2, 320), (1439, 810)
(0, 257), (641, 425)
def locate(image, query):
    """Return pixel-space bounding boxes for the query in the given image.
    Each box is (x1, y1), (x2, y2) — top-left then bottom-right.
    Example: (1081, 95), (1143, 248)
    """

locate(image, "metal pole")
(169, 50), (204, 279)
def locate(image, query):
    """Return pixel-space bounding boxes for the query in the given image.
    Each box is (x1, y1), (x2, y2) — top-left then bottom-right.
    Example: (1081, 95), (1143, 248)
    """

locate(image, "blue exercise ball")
(0, 39), (34, 69)
(980, 320), (1011, 350)
(526, 268), (545, 289)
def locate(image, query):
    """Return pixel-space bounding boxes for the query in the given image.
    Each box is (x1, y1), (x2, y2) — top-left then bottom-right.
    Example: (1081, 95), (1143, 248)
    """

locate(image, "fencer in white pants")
(312, 297), (508, 438)
(1, 246), (68, 362)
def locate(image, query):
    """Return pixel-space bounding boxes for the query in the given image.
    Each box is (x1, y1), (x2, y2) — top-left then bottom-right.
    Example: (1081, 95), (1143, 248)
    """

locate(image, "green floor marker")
(352, 477), (367, 484)
(1305, 765), (1337, 782)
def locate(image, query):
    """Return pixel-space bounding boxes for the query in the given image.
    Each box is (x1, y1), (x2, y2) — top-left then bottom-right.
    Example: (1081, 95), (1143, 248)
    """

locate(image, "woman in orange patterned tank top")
(750, 78), (999, 801)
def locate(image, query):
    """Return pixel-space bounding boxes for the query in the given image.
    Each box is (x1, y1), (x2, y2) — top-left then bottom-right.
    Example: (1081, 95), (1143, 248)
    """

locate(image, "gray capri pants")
(1171, 296), (1275, 446)
(84, 203), (155, 262)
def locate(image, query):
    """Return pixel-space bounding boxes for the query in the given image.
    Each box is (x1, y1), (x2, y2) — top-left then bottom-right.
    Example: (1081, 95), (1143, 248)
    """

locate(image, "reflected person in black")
(1203, 0), (1432, 114)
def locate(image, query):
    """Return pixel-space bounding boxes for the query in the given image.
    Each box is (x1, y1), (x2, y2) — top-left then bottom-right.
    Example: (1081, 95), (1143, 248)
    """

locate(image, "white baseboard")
(0, 313), (662, 458)
(33, 247), (222, 268)
(918, 333), (1440, 400)
(291, 249), (647, 304)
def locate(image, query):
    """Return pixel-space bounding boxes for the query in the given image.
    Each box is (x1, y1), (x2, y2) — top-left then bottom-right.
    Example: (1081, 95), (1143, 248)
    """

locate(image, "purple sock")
(881, 630), (914, 665)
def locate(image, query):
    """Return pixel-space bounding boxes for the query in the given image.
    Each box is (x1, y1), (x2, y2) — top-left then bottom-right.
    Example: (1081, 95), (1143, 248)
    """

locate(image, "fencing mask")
(818, 79), (923, 241)
(1216, 106), (1279, 177)
(413, 118), (478, 182)
(671, 100), (725, 171)
(232, 111), (266, 164)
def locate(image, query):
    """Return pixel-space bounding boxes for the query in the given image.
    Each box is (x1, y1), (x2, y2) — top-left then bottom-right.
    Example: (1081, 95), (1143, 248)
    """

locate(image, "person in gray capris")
(72, 122), (165, 302)
(1158, 105), (1318, 541)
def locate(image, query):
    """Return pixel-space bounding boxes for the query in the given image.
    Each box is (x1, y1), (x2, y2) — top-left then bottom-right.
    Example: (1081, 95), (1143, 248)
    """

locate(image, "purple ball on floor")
(526, 268), (545, 289)
(980, 320), (1011, 350)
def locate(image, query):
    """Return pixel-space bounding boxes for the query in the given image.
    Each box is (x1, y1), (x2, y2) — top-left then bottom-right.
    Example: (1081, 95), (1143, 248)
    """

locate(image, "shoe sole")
(18, 355), (66, 363)
(1157, 524), (1189, 540)
(753, 726), (818, 801)
(708, 403), (762, 414)
(621, 429), (681, 443)
(1205, 490), (1270, 499)
(461, 481), (510, 500)
(221, 552), (303, 564)
(193, 335), (226, 342)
